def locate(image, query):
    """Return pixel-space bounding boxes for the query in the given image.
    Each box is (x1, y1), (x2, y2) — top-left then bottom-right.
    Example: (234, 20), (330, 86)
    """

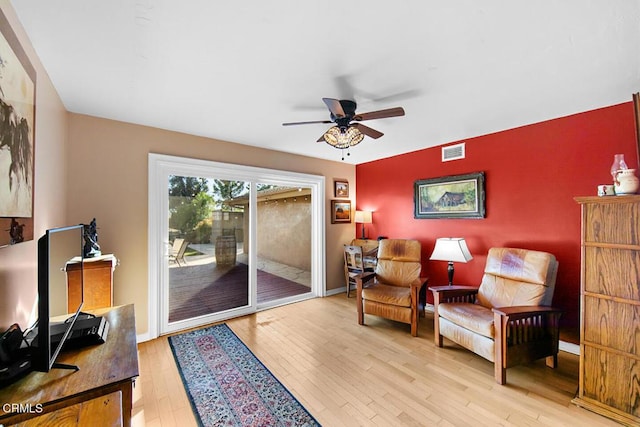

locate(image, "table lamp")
(429, 237), (473, 286)
(354, 211), (372, 239)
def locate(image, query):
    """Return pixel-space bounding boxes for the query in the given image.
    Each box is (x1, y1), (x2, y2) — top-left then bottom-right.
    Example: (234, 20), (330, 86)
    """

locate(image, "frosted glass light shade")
(323, 126), (364, 149)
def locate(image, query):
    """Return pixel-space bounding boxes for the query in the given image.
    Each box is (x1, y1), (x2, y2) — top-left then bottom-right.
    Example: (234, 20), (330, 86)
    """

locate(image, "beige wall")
(66, 114), (356, 335)
(0, 1), (69, 330)
(257, 197), (311, 271)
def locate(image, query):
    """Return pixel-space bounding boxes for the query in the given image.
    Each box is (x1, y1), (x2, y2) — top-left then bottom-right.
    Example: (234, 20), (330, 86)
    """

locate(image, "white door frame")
(147, 153), (325, 339)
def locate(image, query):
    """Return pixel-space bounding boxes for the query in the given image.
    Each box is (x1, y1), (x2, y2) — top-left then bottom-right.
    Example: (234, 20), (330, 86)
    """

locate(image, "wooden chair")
(350, 238), (378, 270)
(344, 245), (365, 298)
(169, 238), (189, 266)
(356, 239), (425, 336)
(430, 247), (562, 384)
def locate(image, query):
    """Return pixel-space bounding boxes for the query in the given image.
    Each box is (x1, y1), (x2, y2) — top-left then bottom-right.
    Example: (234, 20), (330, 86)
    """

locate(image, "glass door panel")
(166, 175), (250, 328)
(256, 185), (313, 308)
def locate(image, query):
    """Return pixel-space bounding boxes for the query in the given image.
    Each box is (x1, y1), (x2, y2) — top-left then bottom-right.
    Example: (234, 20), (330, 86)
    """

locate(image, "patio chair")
(169, 238), (189, 266)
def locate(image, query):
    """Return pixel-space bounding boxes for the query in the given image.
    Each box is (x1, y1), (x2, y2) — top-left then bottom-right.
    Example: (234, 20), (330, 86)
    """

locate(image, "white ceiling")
(10, 1), (640, 164)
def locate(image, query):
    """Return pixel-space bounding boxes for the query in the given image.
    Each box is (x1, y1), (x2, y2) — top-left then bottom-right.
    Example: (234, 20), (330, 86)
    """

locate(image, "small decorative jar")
(614, 169), (640, 195)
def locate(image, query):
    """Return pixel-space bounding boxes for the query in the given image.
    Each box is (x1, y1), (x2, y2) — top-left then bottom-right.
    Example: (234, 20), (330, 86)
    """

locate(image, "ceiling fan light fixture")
(323, 126), (364, 149)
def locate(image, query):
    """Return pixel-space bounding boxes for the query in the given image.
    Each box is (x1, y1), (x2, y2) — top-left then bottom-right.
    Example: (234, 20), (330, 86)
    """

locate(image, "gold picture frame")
(331, 200), (352, 223)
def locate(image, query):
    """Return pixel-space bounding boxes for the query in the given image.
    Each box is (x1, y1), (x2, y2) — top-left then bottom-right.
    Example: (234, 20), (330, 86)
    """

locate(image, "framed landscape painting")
(414, 172), (485, 219)
(0, 8), (36, 246)
(331, 200), (351, 223)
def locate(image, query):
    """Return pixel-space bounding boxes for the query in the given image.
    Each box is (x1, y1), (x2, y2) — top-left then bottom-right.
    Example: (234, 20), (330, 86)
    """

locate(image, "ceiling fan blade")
(353, 107), (405, 121)
(322, 98), (346, 118)
(282, 120), (333, 126)
(353, 123), (384, 139)
(316, 133), (326, 143)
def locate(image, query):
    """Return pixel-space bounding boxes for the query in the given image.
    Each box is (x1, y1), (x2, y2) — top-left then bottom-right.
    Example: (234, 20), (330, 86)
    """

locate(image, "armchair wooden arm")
(430, 285), (479, 303)
(492, 305), (563, 384)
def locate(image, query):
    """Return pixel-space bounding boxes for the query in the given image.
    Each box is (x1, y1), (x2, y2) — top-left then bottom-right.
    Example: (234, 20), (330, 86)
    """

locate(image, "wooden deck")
(168, 262), (310, 322)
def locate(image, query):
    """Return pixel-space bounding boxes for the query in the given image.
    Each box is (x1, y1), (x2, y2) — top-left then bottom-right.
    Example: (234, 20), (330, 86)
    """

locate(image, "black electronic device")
(50, 316), (109, 350)
(0, 324), (32, 388)
(33, 225), (86, 372)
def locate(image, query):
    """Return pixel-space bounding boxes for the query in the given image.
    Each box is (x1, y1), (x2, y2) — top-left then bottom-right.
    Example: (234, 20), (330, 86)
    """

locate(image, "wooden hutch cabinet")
(573, 195), (640, 425)
(65, 254), (118, 313)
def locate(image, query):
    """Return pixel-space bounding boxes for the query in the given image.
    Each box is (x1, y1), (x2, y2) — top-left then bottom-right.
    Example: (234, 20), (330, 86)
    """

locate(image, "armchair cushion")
(437, 303), (494, 338)
(362, 283), (412, 307)
(477, 248), (558, 308)
(374, 239), (422, 287)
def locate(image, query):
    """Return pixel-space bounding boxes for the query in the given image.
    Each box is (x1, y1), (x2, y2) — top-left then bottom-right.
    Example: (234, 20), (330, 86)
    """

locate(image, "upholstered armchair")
(356, 239), (425, 337)
(430, 247), (561, 384)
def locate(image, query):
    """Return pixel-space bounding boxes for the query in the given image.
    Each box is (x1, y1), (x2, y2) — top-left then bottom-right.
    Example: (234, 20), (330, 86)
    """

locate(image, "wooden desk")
(0, 305), (138, 427)
(13, 391), (122, 427)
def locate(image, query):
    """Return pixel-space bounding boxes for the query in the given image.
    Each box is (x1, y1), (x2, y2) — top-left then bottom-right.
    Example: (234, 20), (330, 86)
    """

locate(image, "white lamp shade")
(430, 238), (473, 263)
(354, 211), (372, 224)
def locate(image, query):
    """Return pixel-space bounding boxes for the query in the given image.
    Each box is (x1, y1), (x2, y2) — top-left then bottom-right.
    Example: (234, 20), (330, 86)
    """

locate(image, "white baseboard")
(136, 331), (152, 343)
(559, 340), (580, 355)
(326, 286), (347, 297)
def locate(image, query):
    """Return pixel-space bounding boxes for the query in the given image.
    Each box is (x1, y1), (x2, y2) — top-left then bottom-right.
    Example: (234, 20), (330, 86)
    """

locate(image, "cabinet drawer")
(585, 247), (640, 300)
(584, 295), (640, 354)
(584, 202), (640, 245)
(583, 345), (640, 417)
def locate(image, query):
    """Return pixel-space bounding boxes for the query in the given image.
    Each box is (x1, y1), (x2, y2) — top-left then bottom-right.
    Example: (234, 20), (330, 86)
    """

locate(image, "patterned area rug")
(169, 324), (320, 427)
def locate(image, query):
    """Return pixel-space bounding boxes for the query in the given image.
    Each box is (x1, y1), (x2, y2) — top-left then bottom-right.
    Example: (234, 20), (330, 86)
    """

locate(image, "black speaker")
(0, 324), (32, 388)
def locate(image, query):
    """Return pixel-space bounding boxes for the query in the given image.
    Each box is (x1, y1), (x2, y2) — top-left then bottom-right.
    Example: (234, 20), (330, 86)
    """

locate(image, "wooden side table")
(0, 305), (138, 427)
(66, 254), (118, 312)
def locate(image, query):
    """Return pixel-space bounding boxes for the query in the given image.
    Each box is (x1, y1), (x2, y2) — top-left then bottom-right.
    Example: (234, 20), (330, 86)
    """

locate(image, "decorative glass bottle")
(610, 154), (629, 184)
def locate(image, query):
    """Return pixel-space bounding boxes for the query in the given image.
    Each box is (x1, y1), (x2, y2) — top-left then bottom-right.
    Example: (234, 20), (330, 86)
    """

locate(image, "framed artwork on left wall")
(331, 200), (352, 223)
(334, 179), (349, 197)
(0, 8), (37, 247)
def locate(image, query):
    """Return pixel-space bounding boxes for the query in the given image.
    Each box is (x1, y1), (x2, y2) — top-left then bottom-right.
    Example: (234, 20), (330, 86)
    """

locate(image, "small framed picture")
(334, 180), (349, 198)
(331, 200), (352, 223)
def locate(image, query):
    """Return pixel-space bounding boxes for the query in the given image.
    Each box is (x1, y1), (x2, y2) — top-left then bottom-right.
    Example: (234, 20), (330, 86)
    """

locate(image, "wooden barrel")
(215, 235), (236, 266)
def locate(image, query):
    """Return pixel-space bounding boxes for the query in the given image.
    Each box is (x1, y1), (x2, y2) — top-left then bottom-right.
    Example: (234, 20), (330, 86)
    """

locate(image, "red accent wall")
(356, 102), (638, 329)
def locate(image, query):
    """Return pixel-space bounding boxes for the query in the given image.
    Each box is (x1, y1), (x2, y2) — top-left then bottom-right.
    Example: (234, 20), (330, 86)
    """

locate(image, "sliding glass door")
(148, 154), (325, 337)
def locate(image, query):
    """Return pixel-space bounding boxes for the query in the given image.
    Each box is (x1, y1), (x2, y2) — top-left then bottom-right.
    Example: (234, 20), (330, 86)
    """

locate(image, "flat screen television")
(33, 225), (85, 372)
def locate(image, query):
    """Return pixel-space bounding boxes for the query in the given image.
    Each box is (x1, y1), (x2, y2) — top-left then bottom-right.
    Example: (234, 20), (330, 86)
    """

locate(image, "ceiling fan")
(282, 98), (405, 159)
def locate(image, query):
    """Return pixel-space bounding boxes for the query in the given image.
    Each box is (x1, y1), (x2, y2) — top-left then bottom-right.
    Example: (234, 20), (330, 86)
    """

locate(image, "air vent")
(442, 143), (465, 162)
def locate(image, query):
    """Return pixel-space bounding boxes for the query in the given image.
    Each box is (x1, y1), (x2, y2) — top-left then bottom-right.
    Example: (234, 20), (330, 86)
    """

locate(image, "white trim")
(559, 340), (580, 355)
(326, 287), (347, 297)
(147, 153), (325, 339)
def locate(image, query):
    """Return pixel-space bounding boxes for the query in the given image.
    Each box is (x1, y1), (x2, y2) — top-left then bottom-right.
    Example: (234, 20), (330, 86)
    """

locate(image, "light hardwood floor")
(132, 294), (619, 426)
